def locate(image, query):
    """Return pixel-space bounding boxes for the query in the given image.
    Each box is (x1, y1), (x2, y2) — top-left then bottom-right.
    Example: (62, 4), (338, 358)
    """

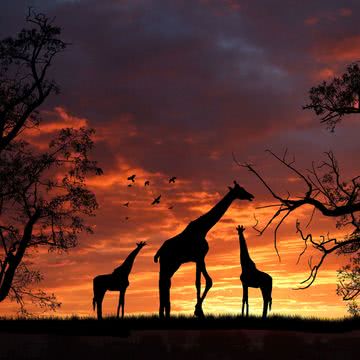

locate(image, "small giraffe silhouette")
(92, 241), (147, 320)
(237, 225), (272, 319)
(154, 181), (254, 319)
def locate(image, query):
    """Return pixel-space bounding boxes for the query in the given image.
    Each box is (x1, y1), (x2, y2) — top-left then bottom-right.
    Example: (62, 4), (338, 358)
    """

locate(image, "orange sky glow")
(1, 0), (359, 319)
(0, 108), (354, 318)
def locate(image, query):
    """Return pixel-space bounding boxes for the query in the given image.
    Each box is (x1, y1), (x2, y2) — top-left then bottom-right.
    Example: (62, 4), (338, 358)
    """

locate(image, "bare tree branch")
(234, 149), (360, 291)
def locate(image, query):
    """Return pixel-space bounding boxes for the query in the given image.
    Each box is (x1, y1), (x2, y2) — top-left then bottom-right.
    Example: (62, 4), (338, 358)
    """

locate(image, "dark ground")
(0, 316), (358, 359)
(0, 329), (358, 360)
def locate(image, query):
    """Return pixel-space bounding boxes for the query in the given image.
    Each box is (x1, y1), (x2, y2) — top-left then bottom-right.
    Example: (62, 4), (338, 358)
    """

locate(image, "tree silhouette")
(0, 10), (102, 314)
(236, 63), (360, 315)
(303, 63), (360, 132)
(237, 150), (359, 287)
(0, 9), (67, 153)
(337, 255), (360, 315)
(0, 128), (102, 313)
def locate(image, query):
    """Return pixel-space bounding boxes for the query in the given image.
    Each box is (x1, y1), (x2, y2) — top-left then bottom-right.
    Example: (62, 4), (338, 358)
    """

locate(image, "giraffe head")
(229, 181), (254, 201)
(136, 241), (147, 249)
(236, 225), (245, 235)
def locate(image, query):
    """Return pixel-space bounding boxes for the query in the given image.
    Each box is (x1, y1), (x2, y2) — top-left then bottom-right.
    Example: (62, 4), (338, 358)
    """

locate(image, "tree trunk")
(0, 210), (40, 302)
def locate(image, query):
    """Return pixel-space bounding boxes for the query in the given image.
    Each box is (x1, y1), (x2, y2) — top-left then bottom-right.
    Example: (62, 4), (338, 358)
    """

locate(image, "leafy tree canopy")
(304, 63), (360, 131)
(0, 10), (102, 314)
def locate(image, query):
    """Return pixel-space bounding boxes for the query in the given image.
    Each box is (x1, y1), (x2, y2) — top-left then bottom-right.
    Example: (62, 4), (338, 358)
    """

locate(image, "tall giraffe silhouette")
(237, 225), (272, 319)
(154, 181), (254, 318)
(92, 241), (147, 320)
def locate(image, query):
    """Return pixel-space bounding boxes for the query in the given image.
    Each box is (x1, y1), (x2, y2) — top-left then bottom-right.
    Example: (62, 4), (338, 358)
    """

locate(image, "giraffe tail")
(269, 297), (272, 312)
(154, 248), (161, 263)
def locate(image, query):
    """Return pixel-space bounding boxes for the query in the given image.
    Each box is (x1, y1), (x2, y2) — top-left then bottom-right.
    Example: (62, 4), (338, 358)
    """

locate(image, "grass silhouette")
(0, 314), (359, 335)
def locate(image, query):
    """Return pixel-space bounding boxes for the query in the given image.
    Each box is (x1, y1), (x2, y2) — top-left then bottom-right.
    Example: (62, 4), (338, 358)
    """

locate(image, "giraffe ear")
(228, 186), (233, 191)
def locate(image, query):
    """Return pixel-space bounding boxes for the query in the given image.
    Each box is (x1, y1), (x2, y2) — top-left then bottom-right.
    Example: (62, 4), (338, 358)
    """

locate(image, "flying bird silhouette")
(144, 180), (150, 186)
(151, 195), (161, 205)
(168, 205), (174, 210)
(127, 184), (132, 187)
(123, 202), (129, 207)
(169, 177), (177, 183)
(127, 174), (136, 182)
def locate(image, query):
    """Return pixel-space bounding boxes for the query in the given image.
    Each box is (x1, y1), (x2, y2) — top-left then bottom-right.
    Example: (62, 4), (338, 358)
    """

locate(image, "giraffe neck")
(239, 232), (253, 269)
(186, 190), (236, 237)
(114, 246), (141, 276)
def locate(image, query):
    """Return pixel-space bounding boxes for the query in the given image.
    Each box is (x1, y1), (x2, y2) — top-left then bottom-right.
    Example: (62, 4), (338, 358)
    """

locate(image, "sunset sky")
(1, 0), (360, 318)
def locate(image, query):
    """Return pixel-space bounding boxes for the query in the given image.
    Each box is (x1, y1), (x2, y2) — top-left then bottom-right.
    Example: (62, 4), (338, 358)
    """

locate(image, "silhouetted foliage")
(337, 253), (360, 316)
(0, 11), (102, 314)
(304, 63), (360, 131)
(0, 9), (67, 153)
(0, 128), (102, 313)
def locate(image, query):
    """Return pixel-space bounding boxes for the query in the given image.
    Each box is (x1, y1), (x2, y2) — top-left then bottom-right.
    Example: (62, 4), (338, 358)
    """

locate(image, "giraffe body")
(92, 242), (146, 320)
(154, 181), (254, 319)
(237, 225), (272, 319)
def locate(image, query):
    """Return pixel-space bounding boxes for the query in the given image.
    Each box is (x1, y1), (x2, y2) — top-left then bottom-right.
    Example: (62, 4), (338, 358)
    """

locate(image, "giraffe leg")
(159, 274), (171, 319)
(93, 275), (109, 320)
(96, 290), (106, 320)
(195, 262), (201, 304)
(159, 277), (164, 319)
(159, 263), (179, 319)
(118, 289), (126, 319)
(261, 286), (268, 319)
(159, 265), (167, 318)
(261, 277), (272, 319)
(242, 285), (248, 317)
(194, 260), (212, 318)
(164, 278), (171, 319)
(122, 289), (126, 319)
(116, 290), (121, 319)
